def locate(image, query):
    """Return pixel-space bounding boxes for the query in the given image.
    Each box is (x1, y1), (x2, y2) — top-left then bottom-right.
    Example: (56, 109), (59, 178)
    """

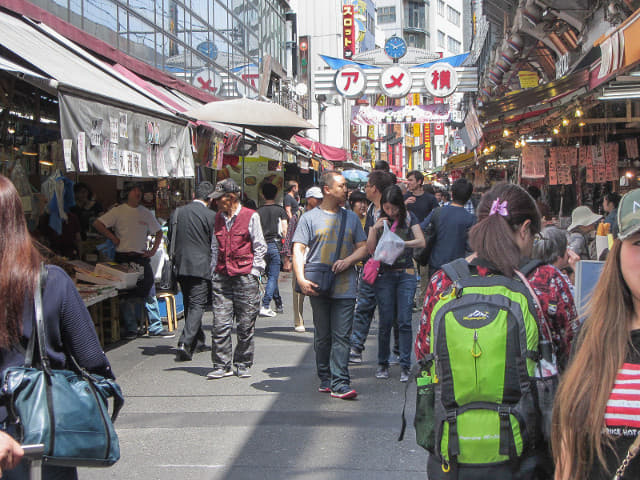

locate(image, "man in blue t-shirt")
(421, 178), (476, 274)
(292, 172), (367, 400)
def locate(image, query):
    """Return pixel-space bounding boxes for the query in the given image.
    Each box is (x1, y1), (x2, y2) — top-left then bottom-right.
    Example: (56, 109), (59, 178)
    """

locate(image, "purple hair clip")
(489, 198), (509, 217)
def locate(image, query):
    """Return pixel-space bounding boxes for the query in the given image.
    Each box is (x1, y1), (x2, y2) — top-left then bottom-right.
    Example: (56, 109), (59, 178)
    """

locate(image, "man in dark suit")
(170, 181), (217, 361)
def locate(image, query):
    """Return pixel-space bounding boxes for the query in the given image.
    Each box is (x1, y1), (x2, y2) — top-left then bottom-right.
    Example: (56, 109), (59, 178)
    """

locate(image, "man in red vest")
(207, 179), (267, 379)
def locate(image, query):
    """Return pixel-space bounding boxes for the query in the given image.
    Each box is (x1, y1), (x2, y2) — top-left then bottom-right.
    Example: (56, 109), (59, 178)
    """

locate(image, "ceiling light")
(575, 108), (583, 117)
(562, 118), (570, 126)
(578, 121), (586, 127)
(503, 129), (511, 137)
(553, 127), (559, 135)
(39, 159), (54, 166)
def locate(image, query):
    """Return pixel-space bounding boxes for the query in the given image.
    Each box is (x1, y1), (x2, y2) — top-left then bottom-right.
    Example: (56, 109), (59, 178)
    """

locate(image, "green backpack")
(420, 258), (542, 472)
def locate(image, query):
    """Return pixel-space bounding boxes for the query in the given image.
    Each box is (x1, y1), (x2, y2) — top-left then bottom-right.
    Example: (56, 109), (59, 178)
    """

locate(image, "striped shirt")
(605, 363), (640, 429)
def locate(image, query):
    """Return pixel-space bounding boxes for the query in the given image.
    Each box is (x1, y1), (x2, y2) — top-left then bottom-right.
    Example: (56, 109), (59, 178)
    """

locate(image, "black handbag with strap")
(159, 207), (180, 292)
(414, 207), (442, 267)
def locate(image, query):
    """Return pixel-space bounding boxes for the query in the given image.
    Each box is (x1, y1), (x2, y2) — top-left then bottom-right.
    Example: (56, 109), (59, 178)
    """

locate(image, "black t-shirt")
(586, 329), (640, 479)
(284, 194), (299, 215)
(257, 204), (288, 243)
(404, 192), (438, 223)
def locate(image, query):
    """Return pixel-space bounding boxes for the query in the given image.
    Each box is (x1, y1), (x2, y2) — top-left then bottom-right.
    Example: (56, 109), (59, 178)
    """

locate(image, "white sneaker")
(259, 307), (277, 317)
(294, 325), (306, 333)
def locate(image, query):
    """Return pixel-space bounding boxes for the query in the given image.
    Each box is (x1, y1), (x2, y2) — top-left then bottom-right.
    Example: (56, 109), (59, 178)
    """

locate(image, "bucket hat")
(567, 205), (602, 232)
(617, 188), (640, 240)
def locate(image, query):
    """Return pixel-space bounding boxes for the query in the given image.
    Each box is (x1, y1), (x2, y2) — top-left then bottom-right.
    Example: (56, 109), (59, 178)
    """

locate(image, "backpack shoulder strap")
(519, 259), (544, 277)
(441, 258), (471, 284)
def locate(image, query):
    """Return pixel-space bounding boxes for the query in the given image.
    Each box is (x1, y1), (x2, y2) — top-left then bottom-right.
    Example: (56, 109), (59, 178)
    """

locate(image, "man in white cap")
(282, 186), (323, 332)
(567, 205), (603, 260)
(207, 178), (267, 379)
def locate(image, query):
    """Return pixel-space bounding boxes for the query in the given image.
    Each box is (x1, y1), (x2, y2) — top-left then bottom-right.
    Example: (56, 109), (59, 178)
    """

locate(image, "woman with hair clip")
(367, 185), (425, 383)
(0, 174), (113, 479)
(553, 188), (640, 480)
(414, 183), (544, 479)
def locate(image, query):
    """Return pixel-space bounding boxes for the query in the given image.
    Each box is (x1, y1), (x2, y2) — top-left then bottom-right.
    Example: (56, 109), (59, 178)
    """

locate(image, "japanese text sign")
(335, 65), (367, 98)
(343, 5), (355, 59)
(424, 63), (459, 98)
(380, 66), (412, 98)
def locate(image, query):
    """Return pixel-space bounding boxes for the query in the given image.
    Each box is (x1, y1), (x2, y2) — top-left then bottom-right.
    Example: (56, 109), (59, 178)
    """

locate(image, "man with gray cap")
(208, 178), (267, 379)
(170, 181), (217, 361)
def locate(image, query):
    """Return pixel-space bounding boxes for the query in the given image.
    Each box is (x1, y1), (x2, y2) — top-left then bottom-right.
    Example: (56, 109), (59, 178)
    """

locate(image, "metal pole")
(241, 127), (246, 200)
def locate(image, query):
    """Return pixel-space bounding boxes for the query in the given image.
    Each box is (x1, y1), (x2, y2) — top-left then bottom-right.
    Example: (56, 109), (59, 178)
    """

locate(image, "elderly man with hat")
(282, 186), (323, 332)
(567, 205), (603, 260)
(207, 179), (267, 379)
(93, 182), (174, 338)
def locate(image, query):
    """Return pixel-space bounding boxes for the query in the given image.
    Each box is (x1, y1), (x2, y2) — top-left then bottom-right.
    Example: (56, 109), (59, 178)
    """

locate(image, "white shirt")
(97, 203), (162, 253)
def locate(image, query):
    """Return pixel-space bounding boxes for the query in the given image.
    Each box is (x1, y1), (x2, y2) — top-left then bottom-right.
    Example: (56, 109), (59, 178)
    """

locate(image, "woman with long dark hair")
(0, 174), (113, 479)
(414, 183), (543, 479)
(367, 185), (424, 382)
(553, 189), (640, 479)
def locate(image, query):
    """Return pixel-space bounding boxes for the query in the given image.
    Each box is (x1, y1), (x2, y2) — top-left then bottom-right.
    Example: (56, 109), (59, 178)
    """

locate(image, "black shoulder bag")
(1, 266), (124, 467)
(298, 209), (347, 296)
(159, 207), (180, 292)
(414, 207), (442, 267)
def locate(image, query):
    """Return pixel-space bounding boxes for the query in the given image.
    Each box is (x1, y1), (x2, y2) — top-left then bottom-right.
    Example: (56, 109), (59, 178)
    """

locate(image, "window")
(447, 36), (461, 53)
(405, 2), (425, 29)
(437, 0), (445, 16)
(447, 6), (460, 25)
(437, 30), (446, 48)
(406, 33), (425, 48)
(378, 6), (396, 24)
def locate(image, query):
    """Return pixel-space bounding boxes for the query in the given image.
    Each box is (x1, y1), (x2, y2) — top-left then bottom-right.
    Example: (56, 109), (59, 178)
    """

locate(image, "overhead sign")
(335, 65), (367, 98)
(351, 104), (450, 125)
(342, 5), (355, 59)
(424, 63), (459, 97)
(380, 66), (412, 98)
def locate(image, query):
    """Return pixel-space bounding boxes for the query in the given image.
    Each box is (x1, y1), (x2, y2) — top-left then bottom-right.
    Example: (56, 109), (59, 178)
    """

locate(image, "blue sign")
(197, 41), (218, 60)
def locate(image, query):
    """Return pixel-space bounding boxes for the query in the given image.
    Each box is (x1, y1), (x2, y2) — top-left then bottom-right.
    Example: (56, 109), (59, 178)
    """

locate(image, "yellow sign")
(518, 71), (539, 89)
(413, 124), (421, 137)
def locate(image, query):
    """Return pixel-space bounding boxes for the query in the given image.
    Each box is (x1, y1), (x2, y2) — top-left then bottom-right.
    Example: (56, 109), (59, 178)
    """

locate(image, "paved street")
(83, 272), (427, 479)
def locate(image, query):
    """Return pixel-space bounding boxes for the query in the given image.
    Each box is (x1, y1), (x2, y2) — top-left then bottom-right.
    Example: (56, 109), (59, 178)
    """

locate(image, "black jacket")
(170, 200), (216, 279)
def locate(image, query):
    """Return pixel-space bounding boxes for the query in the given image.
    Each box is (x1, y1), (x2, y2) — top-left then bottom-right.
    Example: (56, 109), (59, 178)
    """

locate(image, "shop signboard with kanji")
(342, 5), (355, 59)
(424, 63), (459, 98)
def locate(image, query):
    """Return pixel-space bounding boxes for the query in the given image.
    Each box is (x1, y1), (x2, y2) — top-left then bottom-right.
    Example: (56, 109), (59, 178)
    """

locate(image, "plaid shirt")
(415, 263), (578, 372)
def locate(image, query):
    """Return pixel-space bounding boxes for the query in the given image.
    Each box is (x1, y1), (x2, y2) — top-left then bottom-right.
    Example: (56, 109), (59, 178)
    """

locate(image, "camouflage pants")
(211, 273), (260, 369)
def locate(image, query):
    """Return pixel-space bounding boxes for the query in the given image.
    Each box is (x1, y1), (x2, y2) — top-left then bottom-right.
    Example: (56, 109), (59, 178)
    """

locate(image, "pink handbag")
(362, 219), (398, 285)
(362, 258), (380, 285)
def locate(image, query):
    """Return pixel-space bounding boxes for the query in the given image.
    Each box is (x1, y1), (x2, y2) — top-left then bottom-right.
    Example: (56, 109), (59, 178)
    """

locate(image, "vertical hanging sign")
(433, 97), (445, 146)
(424, 124), (432, 167)
(342, 5), (355, 59)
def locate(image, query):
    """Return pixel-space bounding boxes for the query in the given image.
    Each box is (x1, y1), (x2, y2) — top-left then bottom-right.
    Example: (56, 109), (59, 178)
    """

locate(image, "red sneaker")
(330, 386), (357, 399)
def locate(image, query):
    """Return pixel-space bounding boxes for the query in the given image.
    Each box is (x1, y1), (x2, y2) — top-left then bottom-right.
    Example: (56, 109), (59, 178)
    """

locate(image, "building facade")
(27, 0), (294, 101)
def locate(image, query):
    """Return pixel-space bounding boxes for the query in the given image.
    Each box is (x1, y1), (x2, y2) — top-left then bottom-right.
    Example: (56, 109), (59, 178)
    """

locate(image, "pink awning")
(293, 135), (347, 162)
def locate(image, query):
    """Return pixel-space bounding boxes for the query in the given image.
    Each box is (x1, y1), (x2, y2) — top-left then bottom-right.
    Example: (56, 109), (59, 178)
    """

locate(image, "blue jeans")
(350, 278), (377, 353)
(309, 297), (356, 390)
(374, 270), (416, 370)
(262, 242), (282, 309)
(120, 289), (163, 334)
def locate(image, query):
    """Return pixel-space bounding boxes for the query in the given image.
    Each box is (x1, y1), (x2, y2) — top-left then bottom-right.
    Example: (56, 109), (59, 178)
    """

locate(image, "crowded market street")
(85, 272), (425, 480)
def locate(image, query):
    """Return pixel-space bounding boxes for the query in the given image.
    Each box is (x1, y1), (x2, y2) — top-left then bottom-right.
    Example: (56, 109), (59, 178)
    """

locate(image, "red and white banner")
(342, 5), (355, 59)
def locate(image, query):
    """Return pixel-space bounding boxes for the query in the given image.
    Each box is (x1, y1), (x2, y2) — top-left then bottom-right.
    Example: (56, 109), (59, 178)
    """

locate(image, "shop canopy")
(293, 135), (348, 162)
(184, 98), (316, 141)
(0, 12), (194, 178)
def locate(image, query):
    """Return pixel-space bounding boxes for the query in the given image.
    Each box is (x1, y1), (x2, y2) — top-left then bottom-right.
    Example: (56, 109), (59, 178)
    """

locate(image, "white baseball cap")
(305, 186), (323, 199)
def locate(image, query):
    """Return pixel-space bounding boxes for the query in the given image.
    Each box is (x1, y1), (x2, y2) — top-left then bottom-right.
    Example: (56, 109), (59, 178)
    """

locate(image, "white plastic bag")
(373, 220), (406, 265)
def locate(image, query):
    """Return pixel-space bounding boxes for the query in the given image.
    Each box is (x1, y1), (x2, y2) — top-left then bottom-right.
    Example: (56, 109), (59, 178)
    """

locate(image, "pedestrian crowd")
(1, 164), (640, 479)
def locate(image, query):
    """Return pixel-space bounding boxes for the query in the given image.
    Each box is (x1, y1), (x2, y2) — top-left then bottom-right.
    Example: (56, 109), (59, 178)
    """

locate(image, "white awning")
(0, 11), (177, 119)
